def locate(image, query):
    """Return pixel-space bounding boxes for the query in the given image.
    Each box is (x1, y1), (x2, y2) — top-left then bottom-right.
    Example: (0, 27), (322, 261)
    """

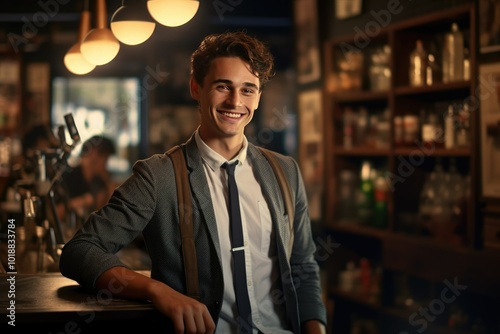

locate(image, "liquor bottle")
(409, 40), (427, 86)
(357, 161), (374, 225)
(444, 104), (456, 149)
(442, 23), (464, 83)
(373, 171), (388, 229)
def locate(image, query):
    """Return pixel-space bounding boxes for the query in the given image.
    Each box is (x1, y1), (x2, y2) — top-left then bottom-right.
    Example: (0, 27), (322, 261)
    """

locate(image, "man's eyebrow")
(212, 79), (259, 90)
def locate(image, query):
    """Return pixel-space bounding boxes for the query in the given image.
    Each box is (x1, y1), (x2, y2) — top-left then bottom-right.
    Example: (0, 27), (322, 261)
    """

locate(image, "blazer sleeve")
(59, 154), (166, 290)
(286, 156), (328, 326)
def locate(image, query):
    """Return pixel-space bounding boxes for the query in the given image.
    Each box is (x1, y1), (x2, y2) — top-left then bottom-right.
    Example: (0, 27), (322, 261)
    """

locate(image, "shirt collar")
(194, 127), (248, 171)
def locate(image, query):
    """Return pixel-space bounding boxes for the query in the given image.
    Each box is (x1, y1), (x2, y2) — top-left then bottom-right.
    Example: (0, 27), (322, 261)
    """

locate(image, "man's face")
(190, 56), (262, 142)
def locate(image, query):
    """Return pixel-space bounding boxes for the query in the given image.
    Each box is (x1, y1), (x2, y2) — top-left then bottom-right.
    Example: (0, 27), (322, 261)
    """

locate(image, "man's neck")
(198, 131), (244, 161)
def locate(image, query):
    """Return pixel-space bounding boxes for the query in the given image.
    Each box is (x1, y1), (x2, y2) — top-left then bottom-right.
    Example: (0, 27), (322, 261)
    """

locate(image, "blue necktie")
(222, 161), (252, 332)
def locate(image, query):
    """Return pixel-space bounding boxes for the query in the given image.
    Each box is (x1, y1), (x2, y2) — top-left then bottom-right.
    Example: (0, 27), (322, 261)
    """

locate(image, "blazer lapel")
(183, 136), (223, 267)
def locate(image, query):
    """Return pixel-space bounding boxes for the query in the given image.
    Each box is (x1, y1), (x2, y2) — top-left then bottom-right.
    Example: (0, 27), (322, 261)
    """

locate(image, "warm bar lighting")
(111, 1), (156, 45)
(64, 9), (96, 75)
(147, 0), (199, 27)
(81, 0), (120, 65)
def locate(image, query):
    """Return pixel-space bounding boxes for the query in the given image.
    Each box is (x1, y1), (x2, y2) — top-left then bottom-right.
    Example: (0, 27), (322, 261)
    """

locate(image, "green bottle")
(357, 160), (374, 225)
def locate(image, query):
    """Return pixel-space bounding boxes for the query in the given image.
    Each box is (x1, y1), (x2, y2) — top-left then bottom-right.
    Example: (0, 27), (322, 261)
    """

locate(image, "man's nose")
(226, 91), (242, 107)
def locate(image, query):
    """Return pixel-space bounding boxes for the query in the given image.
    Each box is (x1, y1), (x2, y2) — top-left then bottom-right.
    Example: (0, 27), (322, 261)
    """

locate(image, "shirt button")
(248, 281), (252, 287)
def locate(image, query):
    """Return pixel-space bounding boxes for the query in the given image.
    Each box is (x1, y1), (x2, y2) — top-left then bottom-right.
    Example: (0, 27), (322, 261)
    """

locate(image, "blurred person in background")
(57, 135), (116, 226)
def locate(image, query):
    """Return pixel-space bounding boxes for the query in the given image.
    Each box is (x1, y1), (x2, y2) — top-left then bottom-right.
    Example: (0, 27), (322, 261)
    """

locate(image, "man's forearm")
(95, 266), (160, 301)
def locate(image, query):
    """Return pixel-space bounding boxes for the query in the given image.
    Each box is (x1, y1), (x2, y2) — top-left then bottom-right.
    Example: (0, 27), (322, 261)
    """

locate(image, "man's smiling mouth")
(219, 111), (243, 119)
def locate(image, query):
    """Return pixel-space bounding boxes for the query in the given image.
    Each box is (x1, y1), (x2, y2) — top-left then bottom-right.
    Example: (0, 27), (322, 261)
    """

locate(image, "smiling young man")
(60, 31), (327, 334)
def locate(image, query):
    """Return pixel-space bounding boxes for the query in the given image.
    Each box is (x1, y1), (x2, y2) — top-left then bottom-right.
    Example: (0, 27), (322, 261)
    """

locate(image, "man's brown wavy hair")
(190, 31), (276, 91)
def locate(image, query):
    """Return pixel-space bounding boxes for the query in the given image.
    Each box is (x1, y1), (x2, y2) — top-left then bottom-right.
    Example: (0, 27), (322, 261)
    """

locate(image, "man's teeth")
(222, 112), (241, 118)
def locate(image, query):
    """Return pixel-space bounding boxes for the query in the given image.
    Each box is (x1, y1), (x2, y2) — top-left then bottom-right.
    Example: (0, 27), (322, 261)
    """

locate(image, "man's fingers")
(171, 303), (215, 334)
(202, 308), (216, 334)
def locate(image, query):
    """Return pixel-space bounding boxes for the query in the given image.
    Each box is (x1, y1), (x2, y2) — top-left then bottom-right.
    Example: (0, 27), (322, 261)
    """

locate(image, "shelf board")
(332, 146), (470, 157)
(394, 147), (470, 157)
(332, 147), (390, 156)
(330, 90), (389, 103)
(394, 81), (471, 96)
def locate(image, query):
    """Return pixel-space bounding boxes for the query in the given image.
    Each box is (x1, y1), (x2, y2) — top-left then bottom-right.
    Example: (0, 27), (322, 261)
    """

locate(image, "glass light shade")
(111, 21), (155, 45)
(81, 29), (121, 65)
(147, 0), (199, 27)
(64, 9), (95, 75)
(111, 4), (156, 45)
(64, 43), (96, 75)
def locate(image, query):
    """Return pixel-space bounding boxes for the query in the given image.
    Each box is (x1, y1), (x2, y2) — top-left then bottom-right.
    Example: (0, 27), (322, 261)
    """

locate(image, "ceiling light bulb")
(81, 0), (120, 65)
(64, 9), (95, 75)
(111, 2), (156, 45)
(81, 29), (120, 65)
(147, 0), (199, 27)
(64, 44), (96, 75)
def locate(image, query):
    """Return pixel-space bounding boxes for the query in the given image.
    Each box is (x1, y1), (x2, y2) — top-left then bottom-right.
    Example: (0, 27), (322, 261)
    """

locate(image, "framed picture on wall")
(294, 0), (321, 84)
(479, 62), (500, 198)
(298, 88), (323, 220)
(479, 0), (500, 53)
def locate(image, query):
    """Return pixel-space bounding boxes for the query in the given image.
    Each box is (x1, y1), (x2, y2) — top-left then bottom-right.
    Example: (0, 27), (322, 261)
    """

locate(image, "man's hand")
(96, 267), (215, 334)
(148, 281), (215, 334)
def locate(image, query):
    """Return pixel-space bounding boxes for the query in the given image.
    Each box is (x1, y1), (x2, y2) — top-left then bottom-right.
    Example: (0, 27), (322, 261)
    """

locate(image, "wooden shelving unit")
(320, 2), (500, 332)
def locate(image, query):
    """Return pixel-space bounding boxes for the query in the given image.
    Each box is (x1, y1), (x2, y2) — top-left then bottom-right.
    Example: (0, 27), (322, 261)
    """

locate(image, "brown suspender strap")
(257, 147), (295, 256)
(166, 145), (201, 300)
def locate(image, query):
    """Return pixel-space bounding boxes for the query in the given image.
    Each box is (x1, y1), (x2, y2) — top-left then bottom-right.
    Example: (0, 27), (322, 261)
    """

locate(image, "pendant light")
(81, 0), (120, 66)
(64, 3), (96, 75)
(147, 0), (199, 27)
(111, 0), (156, 45)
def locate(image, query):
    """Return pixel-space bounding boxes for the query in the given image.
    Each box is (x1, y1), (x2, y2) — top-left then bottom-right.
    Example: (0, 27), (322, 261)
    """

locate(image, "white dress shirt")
(194, 130), (292, 334)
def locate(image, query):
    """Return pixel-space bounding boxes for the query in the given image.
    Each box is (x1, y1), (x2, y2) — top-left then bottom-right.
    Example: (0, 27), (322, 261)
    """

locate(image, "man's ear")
(190, 77), (200, 100)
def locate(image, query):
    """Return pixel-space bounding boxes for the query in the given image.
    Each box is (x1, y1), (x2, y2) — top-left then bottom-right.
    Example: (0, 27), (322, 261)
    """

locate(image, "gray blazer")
(60, 134), (326, 333)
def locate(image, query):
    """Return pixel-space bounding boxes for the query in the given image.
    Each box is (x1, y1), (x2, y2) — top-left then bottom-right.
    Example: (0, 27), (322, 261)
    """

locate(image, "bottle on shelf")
(357, 160), (374, 225)
(463, 48), (470, 81)
(418, 171), (437, 235)
(339, 261), (357, 292)
(421, 107), (444, 149)
(409, 39), (428, 87)
(426, 53), (440, 85)
(355, 107), (369, 146)
(373, 171), (388, 229)
(337, 169), (358, 222)
(375, 108), (390, 149)
(369, 45), (391, 91)
(394, 115), (404, 147)
(442, 22), (464, 83)
(359, 258), (372, 295)
(456, 103), (470, 147)
(403, 114), (419, 146)
(444, 104), (456, 149)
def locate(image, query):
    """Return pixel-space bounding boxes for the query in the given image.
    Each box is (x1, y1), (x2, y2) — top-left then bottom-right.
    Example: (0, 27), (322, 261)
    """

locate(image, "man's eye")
(217, 85), (230, 90)
(243, 88), (255, 95)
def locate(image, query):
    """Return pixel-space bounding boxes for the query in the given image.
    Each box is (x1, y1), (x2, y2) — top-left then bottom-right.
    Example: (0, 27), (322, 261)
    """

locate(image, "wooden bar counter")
(0, 270), (171, 332)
